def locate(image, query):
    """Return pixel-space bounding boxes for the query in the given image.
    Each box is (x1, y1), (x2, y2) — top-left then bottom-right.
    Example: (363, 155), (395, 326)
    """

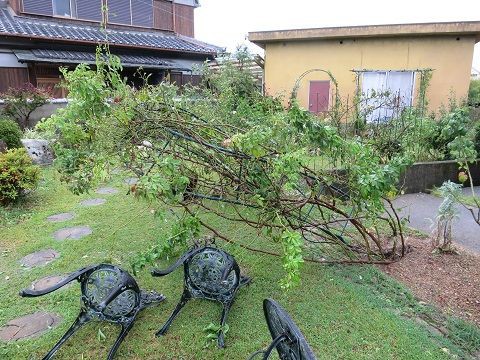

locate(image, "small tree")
(2, 83), (52, 129)
(434, 181), (461, 252)
(441, 107), (480, 226)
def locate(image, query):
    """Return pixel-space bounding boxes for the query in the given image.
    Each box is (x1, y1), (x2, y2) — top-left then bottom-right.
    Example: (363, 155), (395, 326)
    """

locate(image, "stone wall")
(399, 160), (480, 194)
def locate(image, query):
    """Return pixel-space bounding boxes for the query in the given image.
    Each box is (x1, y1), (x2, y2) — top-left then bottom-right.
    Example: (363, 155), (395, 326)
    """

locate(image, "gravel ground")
(380, 236), (480, 326)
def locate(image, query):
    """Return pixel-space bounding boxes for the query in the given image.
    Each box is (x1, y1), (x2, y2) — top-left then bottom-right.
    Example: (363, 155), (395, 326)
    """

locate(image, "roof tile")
(0, 8), (218, 55)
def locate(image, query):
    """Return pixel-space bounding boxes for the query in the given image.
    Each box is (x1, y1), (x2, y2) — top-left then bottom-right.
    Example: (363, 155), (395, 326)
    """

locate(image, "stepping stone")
(20, 249), (59, 268)
(46, 212), (75, 223)
(31, 275), (69, 292)
(53, 226), (92, 241)
(124, 177), (138, 185)
(80, 198), (106, 206)
(0, 312), (61, 341)
(95, 187), (118, 195)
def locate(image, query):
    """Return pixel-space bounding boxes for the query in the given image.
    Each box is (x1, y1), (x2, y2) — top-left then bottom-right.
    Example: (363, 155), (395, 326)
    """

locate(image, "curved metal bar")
(165, 128), (249, 159)
(42, 311), (91, 360)
(263, 333), (289, 359)
(247, 350), (267, 360)
(151, 246), (205, 277)
(239, 275), (252, 287)
(97, 284), (128, 312)
(19, 265), (98, 298)
(219, 257), (235, 282)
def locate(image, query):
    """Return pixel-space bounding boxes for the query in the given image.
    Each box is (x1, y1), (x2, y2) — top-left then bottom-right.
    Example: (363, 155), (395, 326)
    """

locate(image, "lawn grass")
(1, 168), (479, 359)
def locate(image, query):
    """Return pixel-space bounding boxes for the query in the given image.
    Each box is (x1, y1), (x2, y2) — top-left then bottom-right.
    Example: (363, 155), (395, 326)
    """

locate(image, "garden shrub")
(433, 107), (475, 160)
(475, 123), (480, 156)
(0, 118), (23, 149)
(1, 83), (51, 129)
(0, 148), (40, 204)
(468, 79), (480, 107)
(360, 108), (442, 162)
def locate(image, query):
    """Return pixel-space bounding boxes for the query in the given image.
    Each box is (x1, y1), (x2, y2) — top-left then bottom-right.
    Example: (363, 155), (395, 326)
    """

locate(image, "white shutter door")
(386, 71), (414, 115)
(362, 71), (387, 123)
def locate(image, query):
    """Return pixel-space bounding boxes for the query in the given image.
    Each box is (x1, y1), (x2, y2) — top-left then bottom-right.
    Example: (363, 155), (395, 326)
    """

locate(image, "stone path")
(96, 187), (118, 195)
(46, 212), (75, 222)
(31, 275), (68, 292)
(53, 226), (92, 241)
(20, 249), (60, 268)
(80, 198), (106, 206)
(392, 188), (480, 254)
(0, 312), (61, 341)
(5, 181), (112, 345)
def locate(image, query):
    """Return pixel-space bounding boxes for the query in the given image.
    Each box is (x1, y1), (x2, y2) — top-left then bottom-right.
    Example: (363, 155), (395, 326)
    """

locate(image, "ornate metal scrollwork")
(249, 299), (316, 360)
(20, 264), (165, 360)
(151, 245), (250, 348)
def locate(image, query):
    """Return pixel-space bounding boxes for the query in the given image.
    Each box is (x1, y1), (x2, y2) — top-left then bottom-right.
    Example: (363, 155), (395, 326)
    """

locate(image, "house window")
(52, 0), (72, 17)
(361, 71), (415, 122)
(108, 0), (153, 27)
(23, 0), (100, 20)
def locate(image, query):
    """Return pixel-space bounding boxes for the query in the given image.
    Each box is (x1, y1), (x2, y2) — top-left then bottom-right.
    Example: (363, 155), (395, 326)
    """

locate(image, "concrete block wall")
(0, 99), (67, 128)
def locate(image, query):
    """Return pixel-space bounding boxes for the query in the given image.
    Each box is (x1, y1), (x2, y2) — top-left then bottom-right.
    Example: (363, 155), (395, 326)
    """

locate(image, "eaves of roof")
(249, 21), (480, 48)
(0, 7), (220, 56)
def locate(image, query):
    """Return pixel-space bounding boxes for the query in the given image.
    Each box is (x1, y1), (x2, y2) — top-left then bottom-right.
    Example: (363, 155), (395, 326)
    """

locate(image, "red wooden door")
(309, 81), (330, 113)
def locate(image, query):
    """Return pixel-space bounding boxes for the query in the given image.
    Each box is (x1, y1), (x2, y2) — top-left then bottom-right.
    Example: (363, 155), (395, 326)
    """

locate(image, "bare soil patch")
(380, 236), (480, 326)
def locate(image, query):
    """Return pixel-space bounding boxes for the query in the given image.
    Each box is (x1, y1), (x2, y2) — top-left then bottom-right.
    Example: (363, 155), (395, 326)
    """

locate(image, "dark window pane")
(77, 0), (102, 21)
(108, 0), (132, 25)
(23, 0), (53, 15)
(132, 0), (153, 27)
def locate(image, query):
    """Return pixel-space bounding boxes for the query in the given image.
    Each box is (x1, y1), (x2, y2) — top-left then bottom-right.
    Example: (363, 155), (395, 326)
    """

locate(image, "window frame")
(51, 0), (77, 19)
(106, 0), (154, 28)
(360, 70), (416, 123)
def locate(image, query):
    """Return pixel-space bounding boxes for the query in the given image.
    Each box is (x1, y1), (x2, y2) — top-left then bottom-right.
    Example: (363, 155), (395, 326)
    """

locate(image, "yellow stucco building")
(249, 22), (480, 118)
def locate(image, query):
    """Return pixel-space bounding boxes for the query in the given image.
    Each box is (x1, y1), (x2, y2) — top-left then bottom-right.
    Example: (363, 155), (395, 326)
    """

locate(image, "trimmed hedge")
(0, 148), (40, 204)
(0, 118), (23, 149)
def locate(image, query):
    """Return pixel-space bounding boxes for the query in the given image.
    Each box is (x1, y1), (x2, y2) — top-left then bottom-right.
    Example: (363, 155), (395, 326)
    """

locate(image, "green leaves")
(0, 148), (40, 204)
(202, 322), (229, 346)
(280, 230), (304, 290)
(131, 214), (200, 275)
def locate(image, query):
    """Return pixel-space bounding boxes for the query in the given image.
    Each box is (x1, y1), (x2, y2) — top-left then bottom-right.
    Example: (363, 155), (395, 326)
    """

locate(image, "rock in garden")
(20, 249), (59, 268)
(31, 275), (68, 292)
(124, 177), (138, 185)
(21, 139), (53, 165)
(95, 187), (118, 195)
(46, 212), (75, 222)
(0, 312), (61, 341)
(53, 226), (92, 241)
(80, 198), (106, 206)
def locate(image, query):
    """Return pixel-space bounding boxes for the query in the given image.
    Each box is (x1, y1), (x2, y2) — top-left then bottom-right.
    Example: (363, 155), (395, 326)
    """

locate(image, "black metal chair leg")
(106, 320), (135, 360)
(156, 292), (190, 337)
(42, 312), (90, 360)
(217, 302), (232, 348)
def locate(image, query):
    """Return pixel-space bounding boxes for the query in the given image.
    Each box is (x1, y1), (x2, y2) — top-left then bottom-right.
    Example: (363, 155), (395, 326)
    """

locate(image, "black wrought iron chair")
(248, 299), (317, 360)
(151, 245), (250, 348)
(20, 264), (165, 360)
